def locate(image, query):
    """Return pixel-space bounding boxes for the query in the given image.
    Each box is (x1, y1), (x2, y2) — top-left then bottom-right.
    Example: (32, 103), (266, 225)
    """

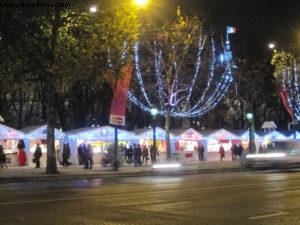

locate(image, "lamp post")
(246, 113), (255, 153)
(151, 108), (158, 162)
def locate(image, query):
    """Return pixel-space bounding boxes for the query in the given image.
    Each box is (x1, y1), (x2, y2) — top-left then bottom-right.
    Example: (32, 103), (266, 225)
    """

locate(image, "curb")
(0, 167), (244, 184)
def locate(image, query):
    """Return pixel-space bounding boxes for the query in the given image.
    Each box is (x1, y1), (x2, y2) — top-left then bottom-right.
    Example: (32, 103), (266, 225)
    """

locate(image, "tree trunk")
(46, 73), (58, 174)
(46, 8), (60, 174)
(165, 113), (171, 160)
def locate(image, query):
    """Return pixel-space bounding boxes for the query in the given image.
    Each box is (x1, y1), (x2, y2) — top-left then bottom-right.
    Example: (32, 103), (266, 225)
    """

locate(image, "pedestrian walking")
(150, 145), (157, 163)
(142, 145), (149, 164)
(62, 143), (71, 166)
(128, 145), (133, 165)
(236, 144), (243, 159)
(0, 144), (7, 169)
(230, 143), (237, 161)
(56, 145), (61, 165)
(17, 140), (26, 166)
(33, 143), (42, 168)
(77, 144), (84, 165)
(259, 144), (264, 153)
(84, 144), (93, 169)
(133, 144), (141, 167)
(198, 143), (205, 161)
(219, 144), (225, 161)
(124, 146), (129, 164)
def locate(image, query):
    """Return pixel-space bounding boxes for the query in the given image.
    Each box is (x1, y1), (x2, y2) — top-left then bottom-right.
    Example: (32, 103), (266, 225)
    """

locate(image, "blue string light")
(128, 30), (235, 118)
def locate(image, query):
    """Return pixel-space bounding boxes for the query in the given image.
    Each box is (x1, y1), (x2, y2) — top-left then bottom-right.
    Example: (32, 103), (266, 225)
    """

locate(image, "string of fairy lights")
(282, 62), (300, 120)
(127, 29), (235, 118)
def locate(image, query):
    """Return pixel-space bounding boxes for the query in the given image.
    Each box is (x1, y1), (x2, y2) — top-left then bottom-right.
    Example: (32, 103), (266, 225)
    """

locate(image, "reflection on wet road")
(1, 170), (300, 225)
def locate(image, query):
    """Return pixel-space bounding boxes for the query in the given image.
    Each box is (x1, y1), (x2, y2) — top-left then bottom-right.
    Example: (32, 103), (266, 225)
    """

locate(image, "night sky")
(148, 0), (300, 61)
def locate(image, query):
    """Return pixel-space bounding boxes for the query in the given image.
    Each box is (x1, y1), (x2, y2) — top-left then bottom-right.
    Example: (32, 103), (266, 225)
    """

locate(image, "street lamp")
(246, 113), (255, 153)
(89, 6), (97, 13)
(134, 0), (148, 7)
(151, 108), (158, 162)
(268, 42), (275, 49)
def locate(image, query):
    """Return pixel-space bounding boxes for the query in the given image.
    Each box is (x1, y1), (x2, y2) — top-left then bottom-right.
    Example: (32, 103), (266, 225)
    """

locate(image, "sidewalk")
(0, 161), (243, 184)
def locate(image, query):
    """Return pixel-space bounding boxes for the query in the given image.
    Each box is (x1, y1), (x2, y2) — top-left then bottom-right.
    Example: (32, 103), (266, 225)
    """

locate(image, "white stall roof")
(133, 127), (176, 140)
(66, 126), (136, 141)
(21, 125), (64, 140)
(205, 128), (239, 140)
(0, 124), (24, 140)
(261, 130), (288, 140)
(261, 121), (277, 130)
(240, 130), (262, 140)
(171, 128), (204, 140)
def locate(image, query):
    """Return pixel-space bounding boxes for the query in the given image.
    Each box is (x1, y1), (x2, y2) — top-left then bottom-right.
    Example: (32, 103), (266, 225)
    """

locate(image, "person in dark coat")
(150, 145), (157, 163)
(230, 143), (237, 161)
(77, 144), (84, 165)
(83, 144), (93, 169)
(0, 144), (7, 169)
(198, 143), (205, 161)
(33, 144), (42, 168)
(236, 144), (244, 158)
(62, 143), (71, 166)
(142, 145), (149, 164)
(133, 144), (142, 167)
(127, 145), (133, 165)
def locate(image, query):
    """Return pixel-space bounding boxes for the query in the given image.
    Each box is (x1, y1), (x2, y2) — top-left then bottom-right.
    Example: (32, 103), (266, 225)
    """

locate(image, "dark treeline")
(0, 0), (298, 131)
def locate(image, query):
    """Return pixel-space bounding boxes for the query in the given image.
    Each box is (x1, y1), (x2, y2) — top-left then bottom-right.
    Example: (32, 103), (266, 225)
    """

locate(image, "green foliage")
(271, 50), (295, 81)
(54, 0), (139, 88)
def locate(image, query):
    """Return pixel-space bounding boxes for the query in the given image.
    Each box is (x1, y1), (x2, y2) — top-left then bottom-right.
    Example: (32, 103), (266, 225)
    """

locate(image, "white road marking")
(249, 211), (287, 220)
(152, 201), (190, 207)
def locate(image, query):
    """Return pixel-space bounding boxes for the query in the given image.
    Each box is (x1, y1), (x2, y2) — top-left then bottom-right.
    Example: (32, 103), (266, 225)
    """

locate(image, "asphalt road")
(1, 170), (300, 225)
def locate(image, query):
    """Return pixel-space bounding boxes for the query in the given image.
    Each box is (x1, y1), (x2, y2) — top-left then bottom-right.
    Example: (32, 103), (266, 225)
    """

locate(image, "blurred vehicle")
(240, 140), (300, 168)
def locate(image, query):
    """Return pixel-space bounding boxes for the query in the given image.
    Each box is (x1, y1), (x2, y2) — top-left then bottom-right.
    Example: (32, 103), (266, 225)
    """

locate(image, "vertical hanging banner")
(279, 88), (293, 119)
(109, 65), (133, 126)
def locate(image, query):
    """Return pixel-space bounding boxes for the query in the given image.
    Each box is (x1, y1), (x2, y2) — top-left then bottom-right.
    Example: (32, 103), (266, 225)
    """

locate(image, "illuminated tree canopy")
(128, 12), (235, 118)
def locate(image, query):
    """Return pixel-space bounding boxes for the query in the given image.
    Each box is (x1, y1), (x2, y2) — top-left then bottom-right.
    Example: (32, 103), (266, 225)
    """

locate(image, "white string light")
(128, 31), (235, 118)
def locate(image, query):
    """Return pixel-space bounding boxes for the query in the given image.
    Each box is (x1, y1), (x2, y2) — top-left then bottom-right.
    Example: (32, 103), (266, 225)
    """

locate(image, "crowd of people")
(77, 143), (93, 169)
(120, 144), (158, 167)
(229, 143), (244, 161)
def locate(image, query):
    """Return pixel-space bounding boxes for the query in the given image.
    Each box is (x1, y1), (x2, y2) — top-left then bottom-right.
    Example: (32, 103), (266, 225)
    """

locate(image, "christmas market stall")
(22, 125), (65, 167)
(171, 128), (206, 161)
(202, 129), (240, 161)
(0, 124), (25, 166)
(65, 126), (136, 165)
(133, 127), (177, 162)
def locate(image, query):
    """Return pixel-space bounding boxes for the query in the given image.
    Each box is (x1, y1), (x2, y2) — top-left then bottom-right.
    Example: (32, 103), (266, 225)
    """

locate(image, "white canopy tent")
(65, 126), (136, 164)
(0, 124), (24, 140)
(21, 125), (65, 167)
(0, 124), (24, 166)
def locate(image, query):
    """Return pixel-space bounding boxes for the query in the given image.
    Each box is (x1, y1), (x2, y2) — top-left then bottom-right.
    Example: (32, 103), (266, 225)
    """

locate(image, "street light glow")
(246, 113), (253, 120)
(135, 0), (148, 6)
(268, 43), (275, 49)
(89, 6), (97, 13)
(151, 108), (158, 116)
